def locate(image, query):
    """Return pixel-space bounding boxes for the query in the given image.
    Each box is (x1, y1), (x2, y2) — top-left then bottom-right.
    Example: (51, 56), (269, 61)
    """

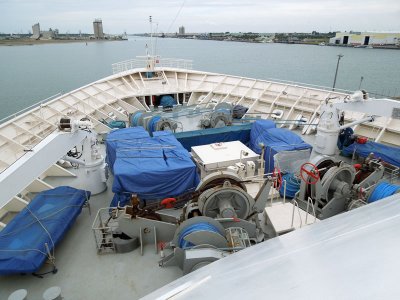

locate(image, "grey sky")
(1, 0), (399, 34)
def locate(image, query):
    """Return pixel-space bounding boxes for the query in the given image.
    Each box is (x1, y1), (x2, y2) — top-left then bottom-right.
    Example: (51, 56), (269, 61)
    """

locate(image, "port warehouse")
(330, 32), (400, 46)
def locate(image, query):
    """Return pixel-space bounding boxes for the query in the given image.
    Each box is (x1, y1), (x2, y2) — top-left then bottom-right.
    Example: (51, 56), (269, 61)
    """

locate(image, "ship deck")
(0, 173), (182, 299)
(0, 62), (399, 299)
(1, 132), (398, 299)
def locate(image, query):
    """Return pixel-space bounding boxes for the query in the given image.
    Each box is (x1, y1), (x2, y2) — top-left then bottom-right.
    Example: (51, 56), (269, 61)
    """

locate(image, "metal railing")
(291, 197), (317, 228)
(0, 92), (63, 126)
(112, 57), (193, 74)
(225, 227), (251, 252)
(92, 207), (121, 253)
(263, 77), (353, 96)
(382, 162), (400, 184)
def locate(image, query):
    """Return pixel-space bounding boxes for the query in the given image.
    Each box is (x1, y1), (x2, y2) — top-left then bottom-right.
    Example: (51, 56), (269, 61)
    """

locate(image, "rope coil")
(177, 222), (224, 249)
(131, 112), (143, 127)
(368, 182), (400, 203)
(148, 115), (161, 133)
(279, 173), (301, 199)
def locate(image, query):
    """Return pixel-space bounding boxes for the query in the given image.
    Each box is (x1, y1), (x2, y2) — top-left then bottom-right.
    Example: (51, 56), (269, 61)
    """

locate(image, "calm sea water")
(0, 37), (399, 120)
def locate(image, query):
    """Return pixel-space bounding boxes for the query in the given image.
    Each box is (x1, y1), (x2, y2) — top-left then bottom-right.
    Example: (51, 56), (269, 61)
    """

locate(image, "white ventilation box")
(191, 141), (259, 178)
(227, 166), (239, 174)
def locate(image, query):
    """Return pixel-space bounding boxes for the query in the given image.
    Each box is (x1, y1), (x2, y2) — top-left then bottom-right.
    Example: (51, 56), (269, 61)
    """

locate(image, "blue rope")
(177, 222), (224, 249)
(279, 173), (301, 199)
(131, 112), (143, 127)
(147, 115), (161, 134)
(368, 182), (400, 203)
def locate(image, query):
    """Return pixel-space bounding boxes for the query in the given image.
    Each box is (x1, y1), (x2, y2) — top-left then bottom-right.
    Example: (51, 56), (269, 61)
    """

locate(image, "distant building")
(41, 28), (56, 39)
(31, 23), (40, 39)
(330, 32), (400, 46)
(178, 26), (185, 35)
(93, 19), (104, 39)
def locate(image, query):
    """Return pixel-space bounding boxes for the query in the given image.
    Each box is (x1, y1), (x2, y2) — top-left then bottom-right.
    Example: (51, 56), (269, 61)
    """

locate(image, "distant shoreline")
(0, 38), (126, 46)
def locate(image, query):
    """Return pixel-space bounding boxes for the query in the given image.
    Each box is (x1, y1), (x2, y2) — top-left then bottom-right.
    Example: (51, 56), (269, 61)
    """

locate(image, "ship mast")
(145, 15), (158, 72)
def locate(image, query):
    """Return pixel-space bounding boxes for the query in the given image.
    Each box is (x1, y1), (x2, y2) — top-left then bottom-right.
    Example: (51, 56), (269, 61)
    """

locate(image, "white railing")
(112, 57), (193, 74)
(92, 207), (121, 253)
(0, 92), (63, 126)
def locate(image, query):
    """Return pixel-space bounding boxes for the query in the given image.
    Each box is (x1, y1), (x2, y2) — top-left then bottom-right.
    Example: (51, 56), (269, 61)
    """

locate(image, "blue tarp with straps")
(105, 127), (150, 171)
(249, 120), (276, 153)
(0, 186), (90, 275)
(342, 141), (400, 167)
(111, 131), (199, 206)
(249, 121), (311, 174)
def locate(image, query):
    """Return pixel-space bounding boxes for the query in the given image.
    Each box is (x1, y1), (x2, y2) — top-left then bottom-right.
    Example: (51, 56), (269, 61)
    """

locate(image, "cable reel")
(154, 117), (178, 132)
(172, 216), (228, 249)
(210, 110), (232, 128)
(130, 110), (145, 127)
(319, 164), (355, 202)
(199, 103), (233, 128)
(366, 182), (400, 203)
(311, 161), (356, 219)
(130, 111), (154, 129)
(197, 180), (254, 219)
(196, 171), (247, 193)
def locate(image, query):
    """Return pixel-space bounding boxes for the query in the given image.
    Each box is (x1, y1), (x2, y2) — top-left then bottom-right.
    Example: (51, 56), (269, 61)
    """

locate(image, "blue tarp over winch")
(342, 141), (400, 167)
(159, 95), (177, 108)
(0, 186), (90, 275)
(249, 121), (311, 174)
(249, 120), (276, 153)
(111, 131), (199, 206)
(105, 127), (150, 171)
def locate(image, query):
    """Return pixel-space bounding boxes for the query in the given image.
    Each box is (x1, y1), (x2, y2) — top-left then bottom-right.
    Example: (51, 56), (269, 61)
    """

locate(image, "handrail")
(263, 77), (353, 95)
(282, 179), (287, 204)
(306, 197), (317, 224)
(92, 207), (121, 252)
(0, 92), (63, 125)
(112, 57), (193, 74)
(291, 200), (303, 228)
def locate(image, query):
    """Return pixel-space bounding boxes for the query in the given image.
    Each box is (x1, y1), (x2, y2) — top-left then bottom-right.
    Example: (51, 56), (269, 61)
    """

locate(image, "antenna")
(332, 54), (344, 91)
(149, 16), (153, 57)
(166, 0), (187, 33)
(145, 15), (157, 72)
(154, 22), (159, 57)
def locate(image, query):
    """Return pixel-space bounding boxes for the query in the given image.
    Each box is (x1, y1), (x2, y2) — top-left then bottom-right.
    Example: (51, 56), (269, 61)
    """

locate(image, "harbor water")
(0, 36), (399, 120)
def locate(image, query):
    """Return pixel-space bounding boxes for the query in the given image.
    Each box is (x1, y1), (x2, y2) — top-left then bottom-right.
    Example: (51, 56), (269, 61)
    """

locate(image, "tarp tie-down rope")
(0, 187), (90, 276)
(0, 204), (83, 238)
(25, 205), (56, 261)
(117, 145), (176, 151)
(0, 204), (84, 265)
(0, 204), (85, 276)
(0, 194), (87, 274)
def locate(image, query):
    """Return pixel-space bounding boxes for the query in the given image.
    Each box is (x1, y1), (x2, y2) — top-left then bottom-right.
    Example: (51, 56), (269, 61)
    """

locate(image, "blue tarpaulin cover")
(342, 141), (400, 167)
(0, 186), (90, 275)
(111, 131), (199, 205)
(249, 126), (312, 174)
(106, 127), (150, 170)
(174, 123), (252, 151)
(160, 95), (177, 108)
(249, 120), (276, 153)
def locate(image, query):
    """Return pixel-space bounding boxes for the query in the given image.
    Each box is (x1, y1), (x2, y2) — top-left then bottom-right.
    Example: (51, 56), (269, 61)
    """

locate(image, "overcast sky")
(1, 0), (399, 34)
